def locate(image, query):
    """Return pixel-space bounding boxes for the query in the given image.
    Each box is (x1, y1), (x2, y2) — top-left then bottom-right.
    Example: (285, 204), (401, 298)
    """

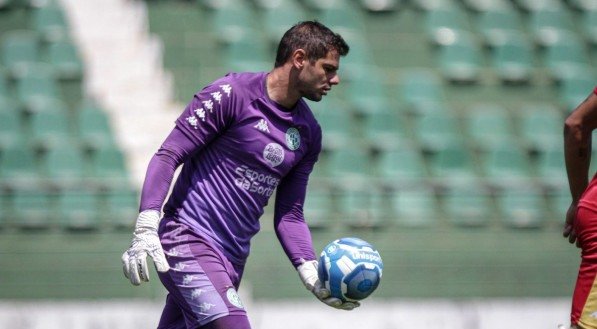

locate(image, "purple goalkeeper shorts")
(157, 219), (247, 328)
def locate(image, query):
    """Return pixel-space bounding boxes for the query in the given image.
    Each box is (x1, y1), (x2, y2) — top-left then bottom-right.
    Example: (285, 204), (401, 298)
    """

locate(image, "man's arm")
(563, 87), (597, 244)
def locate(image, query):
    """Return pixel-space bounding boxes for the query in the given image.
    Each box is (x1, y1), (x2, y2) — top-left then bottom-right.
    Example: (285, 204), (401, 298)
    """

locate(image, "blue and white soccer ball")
(318, 237), (383, 302)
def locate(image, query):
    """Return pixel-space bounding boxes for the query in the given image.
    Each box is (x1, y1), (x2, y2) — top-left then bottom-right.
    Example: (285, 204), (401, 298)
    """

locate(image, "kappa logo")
(191, 288), (203, 299)
(254, 119), (270, 133)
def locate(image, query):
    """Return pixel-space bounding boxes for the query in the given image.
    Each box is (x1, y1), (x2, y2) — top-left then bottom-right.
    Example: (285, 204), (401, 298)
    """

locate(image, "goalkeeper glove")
(121, 210), (170, 285)
(297, 259), (360, 311)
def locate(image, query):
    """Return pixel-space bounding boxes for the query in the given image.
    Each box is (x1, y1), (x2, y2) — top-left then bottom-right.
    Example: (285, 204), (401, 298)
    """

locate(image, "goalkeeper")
(564, 86), (597, 329)
(121, 21), (356, 329)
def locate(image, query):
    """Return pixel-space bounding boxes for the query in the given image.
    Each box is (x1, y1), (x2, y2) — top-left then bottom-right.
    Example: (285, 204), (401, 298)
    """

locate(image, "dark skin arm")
(564, 90), (597, 246)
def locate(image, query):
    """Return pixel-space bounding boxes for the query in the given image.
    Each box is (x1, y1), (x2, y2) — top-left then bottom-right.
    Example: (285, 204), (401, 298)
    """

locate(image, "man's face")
(297, 50), (341, 102)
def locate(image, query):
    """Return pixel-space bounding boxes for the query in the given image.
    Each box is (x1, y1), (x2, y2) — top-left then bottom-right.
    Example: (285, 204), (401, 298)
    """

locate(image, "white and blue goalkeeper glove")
(297, 259), (360, 311)
(121, 210), (170, 285)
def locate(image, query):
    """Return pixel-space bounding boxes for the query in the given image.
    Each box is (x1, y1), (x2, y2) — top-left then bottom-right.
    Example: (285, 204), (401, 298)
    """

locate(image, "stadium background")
(0, 0), (594, 327)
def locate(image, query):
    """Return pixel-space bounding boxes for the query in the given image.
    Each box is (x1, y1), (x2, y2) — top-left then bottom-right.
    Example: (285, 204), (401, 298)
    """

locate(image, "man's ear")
(292, 49), (307, 69)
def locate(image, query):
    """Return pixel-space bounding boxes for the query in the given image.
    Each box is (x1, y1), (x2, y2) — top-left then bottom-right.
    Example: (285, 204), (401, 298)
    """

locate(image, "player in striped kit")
(121, 21), (355, 329)
(564, 86), (597, 329)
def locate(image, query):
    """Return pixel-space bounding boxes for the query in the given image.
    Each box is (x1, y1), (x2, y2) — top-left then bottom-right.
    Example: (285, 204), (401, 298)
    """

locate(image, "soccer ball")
(318, 237), (383, 302)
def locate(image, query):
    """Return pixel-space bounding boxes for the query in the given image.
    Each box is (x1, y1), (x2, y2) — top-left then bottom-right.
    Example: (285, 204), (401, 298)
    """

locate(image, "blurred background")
(0, 0), (594, 327)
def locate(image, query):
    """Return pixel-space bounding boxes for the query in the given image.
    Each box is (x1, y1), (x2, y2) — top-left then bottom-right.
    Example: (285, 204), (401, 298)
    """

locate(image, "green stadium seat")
(581, 10), (597, 47)
(0, 67), (9, 98)
(387, 187), (439, 227)
(476, 7), (525, 48)
(376, 142), (428, 188)
(512, 0), (561, 12)
(518, 103), (562, 152)
(461, 0), (511, 13)
(336, 32), (377, 81)
(424, 6), (470, 46)
(464, 103), (515, 150)
(1, 30), (40, 79)
(546, 187), (570, 223)
(0, 145), (41, 191)
(211, 2), (257, 45)
(103, 187), (139, 230)
(480, 143), (532, 188)
(359, 0), (403, 12)
(344, 68), (391, 117)
(528, 7), (576, 48)
(413, 110), (463, 152)
(534, 146), (567, 189)
(426, 140), (478, 185)
(310, 98), (356, 151)
(335, 186), (387, 229)
(559, 73), (596, 112)
(568, 0), (597, 11)
(490, 34), (534, 84)
(410, 0), (454, 11)
(47, 39), (84, 81)
(28, 104), (72, 151)
(544, 35), (591, 82)
(32, 3), (70, 43)
(76, 100), (116, 152)
(318, 2), (367, 33)
(303, 185), (335, 230)
(441, 181), (493, 227)
(222, 37), (272, 73)
(437, 33), (483, 84)
(326, 146), (373, 188)
(42, 145), (87, 190)
(0, 102), (24, 150)
(10, 188), (55, 230)
(495, 187), (547, 229)
(16, 63), (61, 112)
(398, 68), (445, 113)
(362, 110), (408, 151)
(57, 189), (101, 231)
(89, 146), (130, 190)
(262, 0), (307, 45)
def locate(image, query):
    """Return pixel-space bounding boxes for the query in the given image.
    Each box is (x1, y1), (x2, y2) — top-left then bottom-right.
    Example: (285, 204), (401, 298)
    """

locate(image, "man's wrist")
(135, 210), (161, 231)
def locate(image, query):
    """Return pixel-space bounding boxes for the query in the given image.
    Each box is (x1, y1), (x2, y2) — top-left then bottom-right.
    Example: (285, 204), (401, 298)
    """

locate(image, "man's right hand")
(564, 202), (580, 248)
(121, 210), (170, 285)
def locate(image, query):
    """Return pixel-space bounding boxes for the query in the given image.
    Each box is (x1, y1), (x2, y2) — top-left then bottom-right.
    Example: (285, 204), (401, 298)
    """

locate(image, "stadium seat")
(426, 140), (479, 185)
(103, 187), (139, 230)
(76, 100), (116, 152)
(464, 103), (515, 150)
(581, 9), (597, 46)
(0, 102), (24, 150)
(335, 186), (387, 229)
(412, 110), (463, 152)
(545, 187), (570, 223)
(303, 185), (335, 230)
(476, 7), (525, 48)
(10, 188), (55, 230)
(398, 68), (445, 113)
(490, 34), (534, 84)
(559, 73), (596, 112)
(528, 7), (576, 48)
(437, 33), (484, 84)
(387, 187), (439, 227)
(544, 34), (591, 82)
(441, 181), (493, 227)
(15, 63), (61, 112)
(211, 2), (257, 44)
(57, 189), (101, 231)
(534, 145), (567, 189)
(47, 39), (84, 81)
(325, 146), (373, 188)
(262, 0), (307, 45)
(310, 98), (356, 151)
(518, 103), (562, 152)
(221, 37), (272, 73)
(28, 103), (73, 151)
(410, 0), (454, 11)
(495, 187), (547, 229)
(512, 0), (561, 12)
(1, 30), (40, 79)
(362, 110), (408, 151)
(0, 145), (41, 191)
(344, 68), (391, 117)
(318, 1), (367, 33)
(424, 6), (470, 46)
(359, 0), (403, 12)
(89, 145), (130, 190)
(375, 142), (428, 188)
(479, 143), (532, 189)
(32, 2), (70, 43)
(42, 146), (87, 190)
(461, 0), (512, 13)
(568, 0), (597, 11)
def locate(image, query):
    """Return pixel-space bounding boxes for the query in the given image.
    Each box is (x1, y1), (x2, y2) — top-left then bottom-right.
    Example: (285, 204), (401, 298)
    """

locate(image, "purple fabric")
(158, 220), (247, 328)
(140, 72), (322, 268)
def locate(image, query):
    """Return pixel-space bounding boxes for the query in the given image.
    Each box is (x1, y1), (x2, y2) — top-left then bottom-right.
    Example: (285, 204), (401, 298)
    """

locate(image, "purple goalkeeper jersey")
(141, 72), (322, 267)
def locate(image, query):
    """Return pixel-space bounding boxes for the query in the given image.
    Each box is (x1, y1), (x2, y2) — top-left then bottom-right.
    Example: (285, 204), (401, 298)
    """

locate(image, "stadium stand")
(1, 0), (590, 301)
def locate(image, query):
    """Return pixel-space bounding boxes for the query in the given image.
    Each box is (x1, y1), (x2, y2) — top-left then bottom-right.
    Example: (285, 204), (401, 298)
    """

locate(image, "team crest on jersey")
(285, 127), (300, 151)
(226, 288), (244, 309)
(263, 143), (284, 167)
